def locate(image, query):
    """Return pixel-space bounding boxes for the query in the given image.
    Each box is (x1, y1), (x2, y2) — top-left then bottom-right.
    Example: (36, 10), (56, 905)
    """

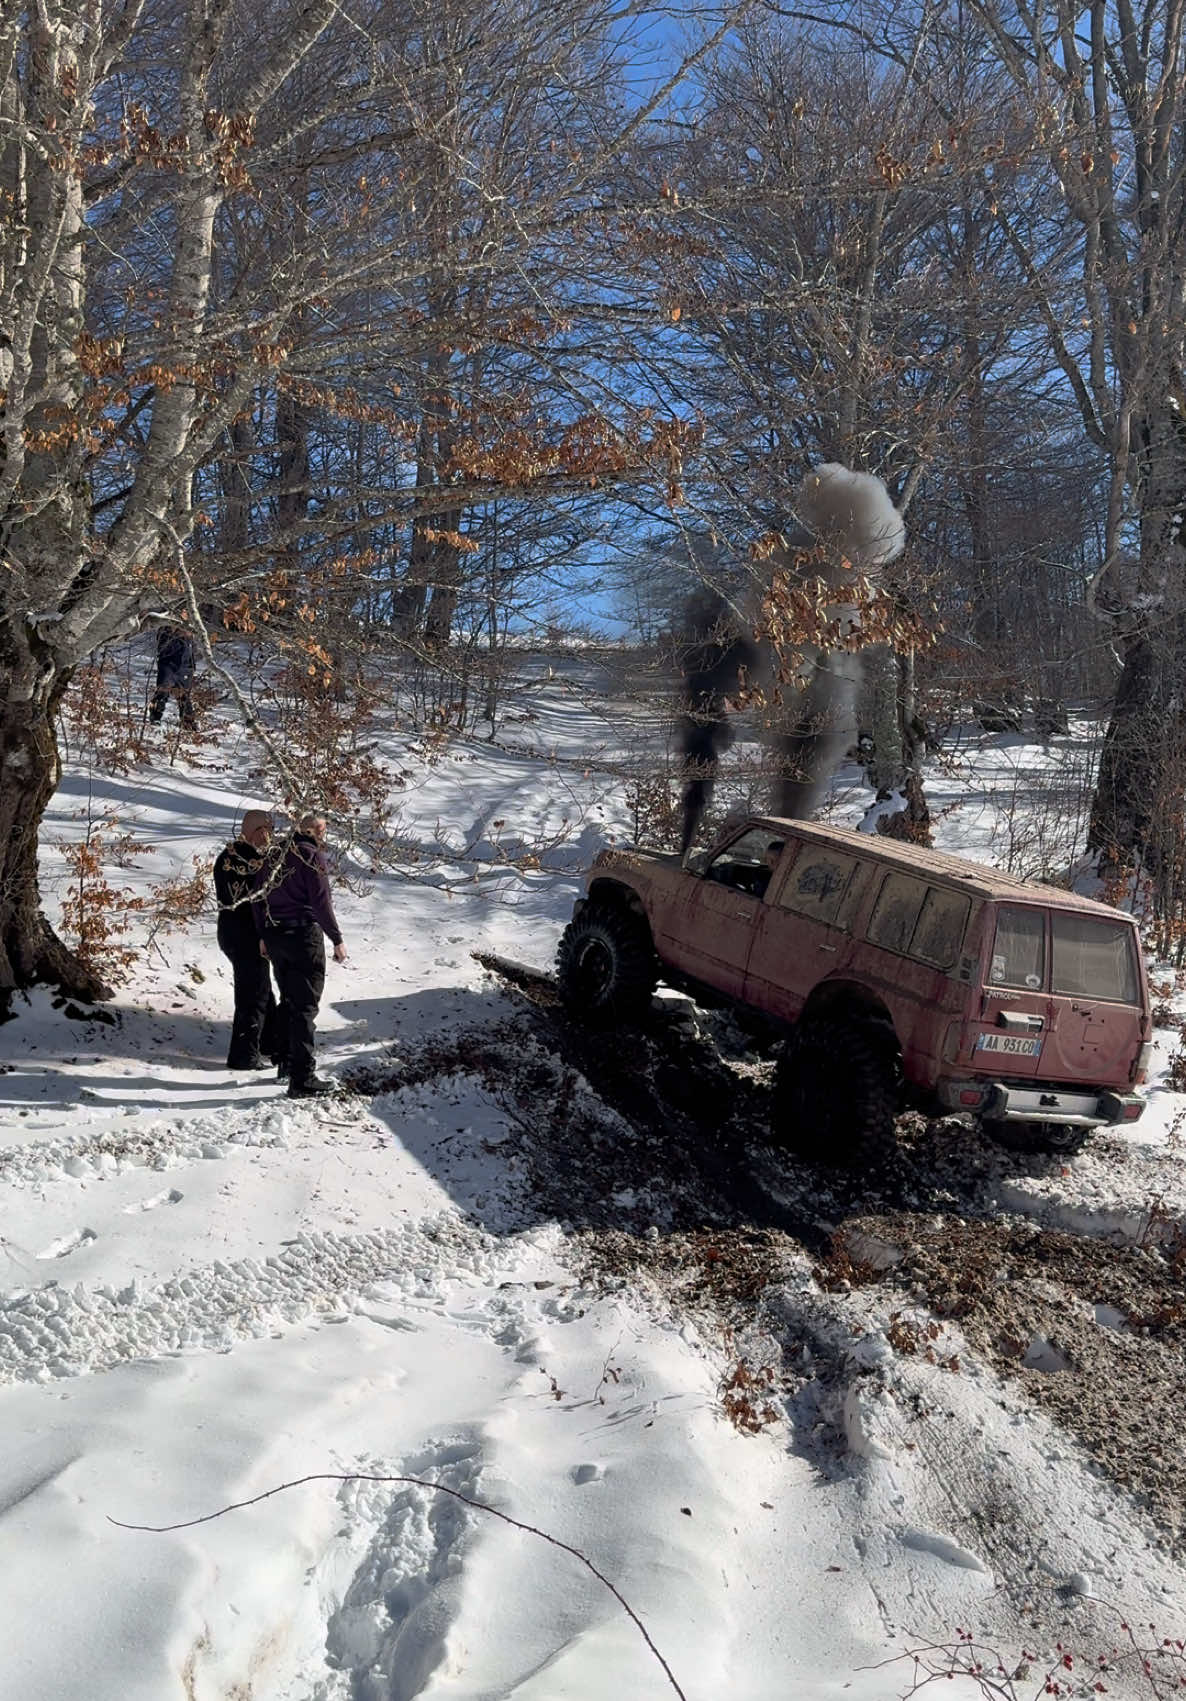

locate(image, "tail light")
(1135, 1040), (1154, 1085)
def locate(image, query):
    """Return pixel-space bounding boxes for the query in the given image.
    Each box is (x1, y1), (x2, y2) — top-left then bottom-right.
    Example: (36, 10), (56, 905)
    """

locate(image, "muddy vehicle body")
(556, 818), (1152, 1157)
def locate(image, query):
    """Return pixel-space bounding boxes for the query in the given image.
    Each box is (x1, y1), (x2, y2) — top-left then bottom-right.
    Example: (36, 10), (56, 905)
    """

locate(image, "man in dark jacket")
(214, 810), (284, 1071)
(253, 814), (347, 1099)
(150, 624), (197, 727)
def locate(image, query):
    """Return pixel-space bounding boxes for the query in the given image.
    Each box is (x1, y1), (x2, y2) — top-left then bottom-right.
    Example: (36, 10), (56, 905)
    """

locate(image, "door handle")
(818, 944), (838, 953)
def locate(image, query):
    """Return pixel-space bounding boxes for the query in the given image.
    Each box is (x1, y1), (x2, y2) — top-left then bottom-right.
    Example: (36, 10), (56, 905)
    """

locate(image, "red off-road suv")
(556, 817), (1151, 1157)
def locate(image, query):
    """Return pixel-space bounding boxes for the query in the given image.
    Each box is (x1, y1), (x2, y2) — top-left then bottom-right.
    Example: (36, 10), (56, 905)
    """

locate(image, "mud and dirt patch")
(826, 1213), (1186, 1550)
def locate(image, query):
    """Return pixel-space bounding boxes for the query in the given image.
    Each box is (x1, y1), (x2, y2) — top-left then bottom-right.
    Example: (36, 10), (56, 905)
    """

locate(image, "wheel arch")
(799, 979), (900, 1049)
(586, 877), (649, 923)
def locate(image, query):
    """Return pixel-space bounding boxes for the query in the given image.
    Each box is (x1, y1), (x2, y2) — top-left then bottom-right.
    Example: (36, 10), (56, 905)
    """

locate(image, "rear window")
(911, 887), (970, 968)
(867, 874), (969, 968)
(989, 906), (1046, 990)
(1052, 913), (1139, 1004)
(867, 874), (926, 954)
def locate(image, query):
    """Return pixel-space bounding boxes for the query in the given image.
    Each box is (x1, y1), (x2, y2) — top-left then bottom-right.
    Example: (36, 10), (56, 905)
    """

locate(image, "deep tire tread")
(776, 1013), (900, 1163)
(556, 902), (657, 1025)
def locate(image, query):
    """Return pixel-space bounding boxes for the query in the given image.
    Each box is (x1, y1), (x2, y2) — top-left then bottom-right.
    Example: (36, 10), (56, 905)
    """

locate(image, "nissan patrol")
(555, 818), (1151, 1158)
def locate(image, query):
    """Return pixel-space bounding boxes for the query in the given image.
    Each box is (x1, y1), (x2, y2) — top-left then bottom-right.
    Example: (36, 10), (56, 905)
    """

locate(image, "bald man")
(214, 809), (284, 1072)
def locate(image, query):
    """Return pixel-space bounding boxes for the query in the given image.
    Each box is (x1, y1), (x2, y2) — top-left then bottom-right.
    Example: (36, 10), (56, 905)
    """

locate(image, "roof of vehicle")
(743, 817), (1139, 922)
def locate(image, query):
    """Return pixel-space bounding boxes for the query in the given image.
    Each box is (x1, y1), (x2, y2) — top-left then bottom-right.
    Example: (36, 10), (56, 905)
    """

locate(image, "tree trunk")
(1089, 405), (1186, 872)
(220, 410), (256, 555)
(275, 385), (311, 536)
(862, 645), (933, 844)
(1088, 620), (1186, 874)
(423, 505), (462, 649)
(0, 673), (111, 1009)
(392, 413), (436, 639)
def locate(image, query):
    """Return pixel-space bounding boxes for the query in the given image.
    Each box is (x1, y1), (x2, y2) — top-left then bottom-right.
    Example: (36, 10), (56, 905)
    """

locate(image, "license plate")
(976, 1032), (1042, 1057)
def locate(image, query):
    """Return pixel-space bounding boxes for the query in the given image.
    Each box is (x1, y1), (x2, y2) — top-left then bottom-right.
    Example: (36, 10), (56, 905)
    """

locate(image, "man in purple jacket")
(253, 814), (347, 1099)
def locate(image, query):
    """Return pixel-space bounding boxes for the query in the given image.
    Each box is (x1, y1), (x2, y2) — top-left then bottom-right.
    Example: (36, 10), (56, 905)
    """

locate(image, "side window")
(867, 873), (928, 954)
(909, 887), (970, 968)
(703, 828), (783, 897)
(988, 906), (1046, 990)
(778, 849), (859, 927)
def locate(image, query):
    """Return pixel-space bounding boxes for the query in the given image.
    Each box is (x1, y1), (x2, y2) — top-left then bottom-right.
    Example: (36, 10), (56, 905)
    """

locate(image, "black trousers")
(221, 938), (282, 1068)
(150, 682), (196, 726)
(262, 926), (326, 1087)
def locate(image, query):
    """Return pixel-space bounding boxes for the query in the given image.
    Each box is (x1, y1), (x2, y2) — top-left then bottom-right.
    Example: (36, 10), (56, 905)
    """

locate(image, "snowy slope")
(3, 666), (1186, 1701)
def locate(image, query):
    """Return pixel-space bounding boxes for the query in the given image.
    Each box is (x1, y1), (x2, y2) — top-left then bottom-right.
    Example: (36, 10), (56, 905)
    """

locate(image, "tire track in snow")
(0, 1122), (230, 1188)
(0, 1103), (299, 1190)
(0, 1218), (498, 1384)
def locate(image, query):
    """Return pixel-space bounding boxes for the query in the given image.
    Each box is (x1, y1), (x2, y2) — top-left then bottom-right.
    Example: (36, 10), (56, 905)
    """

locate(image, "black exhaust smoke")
(676, 464), (904, 854)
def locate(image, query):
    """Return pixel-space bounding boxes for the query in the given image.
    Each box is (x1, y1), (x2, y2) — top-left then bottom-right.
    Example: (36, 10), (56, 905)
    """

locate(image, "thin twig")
(156, 516), (307, 807)
(109, 1470), (688, 1700)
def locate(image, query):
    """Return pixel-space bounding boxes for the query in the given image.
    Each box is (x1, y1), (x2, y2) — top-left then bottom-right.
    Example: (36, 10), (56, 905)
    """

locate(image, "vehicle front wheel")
(556, 903), (657, 1025)
(982, 1119), (1090, 1157)
(776, 1014), (900, 1162)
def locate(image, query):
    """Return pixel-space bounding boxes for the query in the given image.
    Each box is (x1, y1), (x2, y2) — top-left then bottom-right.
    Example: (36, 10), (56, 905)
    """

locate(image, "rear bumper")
(936, 1079), (1145, 1128)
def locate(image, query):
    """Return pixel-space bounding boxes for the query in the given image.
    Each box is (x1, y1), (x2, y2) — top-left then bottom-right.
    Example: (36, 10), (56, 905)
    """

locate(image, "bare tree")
(2, 0), (751, 1005)
(908, 0), (1186, 869)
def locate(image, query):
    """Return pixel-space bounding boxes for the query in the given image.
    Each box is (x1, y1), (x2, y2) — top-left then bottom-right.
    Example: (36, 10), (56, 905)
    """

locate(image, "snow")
(3, 669), (1186, 1699)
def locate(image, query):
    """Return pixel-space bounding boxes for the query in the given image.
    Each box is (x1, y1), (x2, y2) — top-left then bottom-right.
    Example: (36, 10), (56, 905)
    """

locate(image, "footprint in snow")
(898, 1528), (988, 1572)
(36, 1227), (98, 1260)
(123, 1188), (184, 1214)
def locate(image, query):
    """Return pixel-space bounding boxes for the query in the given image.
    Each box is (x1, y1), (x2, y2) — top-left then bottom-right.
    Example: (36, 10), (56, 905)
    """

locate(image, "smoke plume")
(677, 464), (904, 855)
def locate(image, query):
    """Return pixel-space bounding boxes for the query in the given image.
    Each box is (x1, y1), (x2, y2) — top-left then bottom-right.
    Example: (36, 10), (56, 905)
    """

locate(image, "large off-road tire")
(982, 1118), (1090, 1157)
(556, 902), (658, 1025)
(776, 1013), (900, 1162)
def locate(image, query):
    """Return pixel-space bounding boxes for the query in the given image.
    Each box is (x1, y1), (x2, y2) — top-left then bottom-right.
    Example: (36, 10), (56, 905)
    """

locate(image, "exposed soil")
(828, 1212), (1186, 1549)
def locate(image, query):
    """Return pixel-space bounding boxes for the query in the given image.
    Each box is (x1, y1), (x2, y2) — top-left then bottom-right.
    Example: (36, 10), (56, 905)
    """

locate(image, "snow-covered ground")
(3, 661), (1186, 1701)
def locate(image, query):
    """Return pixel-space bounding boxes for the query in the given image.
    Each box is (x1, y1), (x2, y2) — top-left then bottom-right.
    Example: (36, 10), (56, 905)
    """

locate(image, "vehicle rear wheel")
(776, 1014), (900, 1162)
(556, 902), (657, 1025)
(982, 1118), (1090, 1157)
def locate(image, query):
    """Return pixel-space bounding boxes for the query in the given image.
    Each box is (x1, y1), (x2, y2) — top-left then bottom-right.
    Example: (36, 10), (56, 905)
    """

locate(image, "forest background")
(4, 0), (1186, 1004)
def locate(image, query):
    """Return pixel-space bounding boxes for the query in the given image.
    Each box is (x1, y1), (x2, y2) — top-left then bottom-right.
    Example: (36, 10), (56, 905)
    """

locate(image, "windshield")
(1051, 913), (1139, 1004)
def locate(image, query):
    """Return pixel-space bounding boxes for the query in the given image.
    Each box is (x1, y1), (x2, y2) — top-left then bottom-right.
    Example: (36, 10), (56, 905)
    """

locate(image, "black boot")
(288, 1076), (333, 1100)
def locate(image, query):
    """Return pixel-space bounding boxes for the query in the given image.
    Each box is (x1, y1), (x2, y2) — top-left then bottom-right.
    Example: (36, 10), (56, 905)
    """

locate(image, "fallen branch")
(110, 1470), (688, 1700)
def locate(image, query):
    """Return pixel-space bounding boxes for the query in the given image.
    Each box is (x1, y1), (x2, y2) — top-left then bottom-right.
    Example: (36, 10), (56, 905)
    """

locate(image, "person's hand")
(259, 939), (268, 958)
(333, 940), (348, 963)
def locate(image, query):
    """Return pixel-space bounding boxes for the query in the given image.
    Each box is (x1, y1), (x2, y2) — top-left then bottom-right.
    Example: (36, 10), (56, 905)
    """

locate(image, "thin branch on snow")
(109, 1471), (689, 1701)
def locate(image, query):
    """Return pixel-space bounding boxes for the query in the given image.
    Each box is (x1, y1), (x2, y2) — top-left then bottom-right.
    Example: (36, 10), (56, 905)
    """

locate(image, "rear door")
(973, 903), (1051, 1078)
(744, 841), (864, 1022)
(1042, 912), (1145, 1085)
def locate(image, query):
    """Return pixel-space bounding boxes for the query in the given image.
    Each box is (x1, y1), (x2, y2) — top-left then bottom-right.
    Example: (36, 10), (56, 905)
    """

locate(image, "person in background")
(214, 810), (285, 1073)
(150, 623), (197, 728)
(253, 813), (347, 1100)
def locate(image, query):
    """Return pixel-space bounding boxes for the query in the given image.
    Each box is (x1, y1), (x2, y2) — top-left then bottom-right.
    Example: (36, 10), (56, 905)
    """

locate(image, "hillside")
(2, 659), (1185, 1701)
